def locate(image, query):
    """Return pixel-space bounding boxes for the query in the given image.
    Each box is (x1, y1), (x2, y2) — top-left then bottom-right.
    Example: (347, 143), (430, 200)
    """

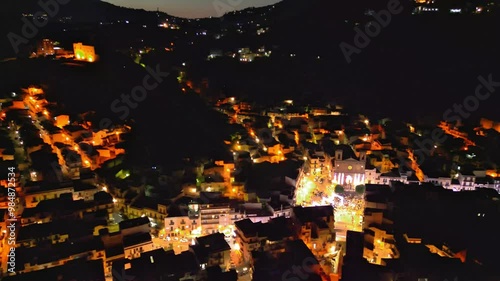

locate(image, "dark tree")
(355, 185), (366, 194)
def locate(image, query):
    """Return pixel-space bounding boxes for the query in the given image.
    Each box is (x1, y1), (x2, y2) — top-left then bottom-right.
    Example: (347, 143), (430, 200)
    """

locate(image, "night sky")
(104, 0), (282, 18)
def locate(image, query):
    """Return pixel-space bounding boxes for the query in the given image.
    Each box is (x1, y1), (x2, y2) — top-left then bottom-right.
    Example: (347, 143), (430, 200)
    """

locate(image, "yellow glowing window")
(76, 50), (85, 59)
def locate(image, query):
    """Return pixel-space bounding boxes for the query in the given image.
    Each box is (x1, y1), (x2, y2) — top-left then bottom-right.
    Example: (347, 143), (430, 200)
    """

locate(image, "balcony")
(201, 219), (219, 224)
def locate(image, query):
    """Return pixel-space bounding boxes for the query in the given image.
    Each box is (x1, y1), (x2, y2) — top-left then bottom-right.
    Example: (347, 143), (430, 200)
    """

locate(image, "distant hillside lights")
(73, 42), (97, 62)
(7, 0), (71, 54)
(36, 39), (55, 57)
(339, 0), (403, 63)
(158, 22), (180, 29)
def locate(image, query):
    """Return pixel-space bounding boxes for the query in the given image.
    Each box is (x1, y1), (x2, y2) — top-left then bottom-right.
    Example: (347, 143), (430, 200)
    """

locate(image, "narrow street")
(438, 122), (476, 147)
(406, 149), (425, 181)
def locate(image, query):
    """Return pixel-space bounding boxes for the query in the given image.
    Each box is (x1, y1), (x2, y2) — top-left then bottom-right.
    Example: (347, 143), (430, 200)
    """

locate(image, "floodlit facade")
(73, 42), (96, 62)
(332, 150), (366, 190)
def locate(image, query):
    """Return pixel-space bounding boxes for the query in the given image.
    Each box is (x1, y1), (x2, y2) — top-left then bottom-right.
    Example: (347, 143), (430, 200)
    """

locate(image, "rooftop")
(292, 205), (333, 223)
(113, 249), (199, 280)
(191, 233), (230, 264)
(119, 217), (150, 230)
(235, 216), (294, 241)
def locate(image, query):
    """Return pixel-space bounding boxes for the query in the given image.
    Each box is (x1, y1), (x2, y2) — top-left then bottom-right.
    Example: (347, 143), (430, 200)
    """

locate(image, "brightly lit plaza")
(295, 169), (365, 241)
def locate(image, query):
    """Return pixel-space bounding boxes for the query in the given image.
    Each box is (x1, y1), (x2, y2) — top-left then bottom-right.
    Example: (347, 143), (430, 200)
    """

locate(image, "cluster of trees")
(334, 184), (365, 194)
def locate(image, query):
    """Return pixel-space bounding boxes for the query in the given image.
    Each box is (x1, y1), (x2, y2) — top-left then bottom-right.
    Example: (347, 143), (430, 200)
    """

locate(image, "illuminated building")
(457, 171), (476, 191)
(127, 198), (168, 228)
(362, 192), (400, 265)
(200, 201), (231, 235)
(234, 217), (295, 263)
(332, 148), (366, 191)
(163, 201), (202, 239)
(207, 49), (223, 60)
(182, 197), (232, 236)
(73, 42), (97, 62)
(24, 185), (74, 208)
(304, 150), (332, 179)
(424, 173), (452, 188)
(190, 233), (231, 270)
(164, 215), (200, 238)
(54, 114), (70, 128)
(365, 167), (380, 184)
(36, 39), (54, 56)
(292, 205), (335, 255)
